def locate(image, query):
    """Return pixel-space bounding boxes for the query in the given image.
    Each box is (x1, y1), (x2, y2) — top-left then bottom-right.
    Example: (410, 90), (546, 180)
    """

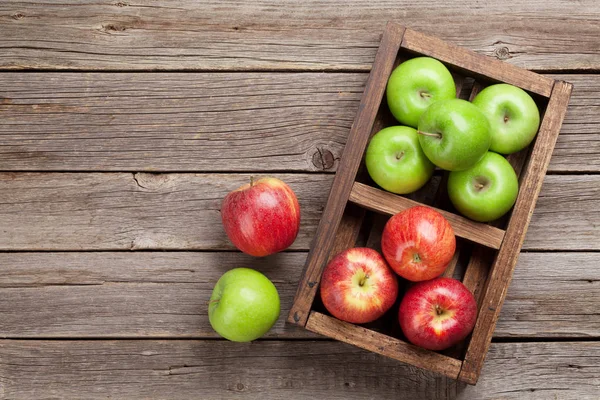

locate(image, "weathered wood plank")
(0, 73), (594, 172)
(497, 252), (600, 338)
(0, 340), (597, 399)
(0, 172), (330, 251)
(524, 175), (600, 250)
(0, 252), (596, 338)
(0, 1), (598, 71)
(0, 173), (596, 250)
(0, 73), (362, 172)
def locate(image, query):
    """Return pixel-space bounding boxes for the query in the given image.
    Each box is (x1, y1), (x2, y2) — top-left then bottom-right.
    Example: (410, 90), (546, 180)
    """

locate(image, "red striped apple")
(221, 177), (300, 257)
(381, 206), (456, 282)
(399, 277), (477, 351)
(320, 248), (398, 324)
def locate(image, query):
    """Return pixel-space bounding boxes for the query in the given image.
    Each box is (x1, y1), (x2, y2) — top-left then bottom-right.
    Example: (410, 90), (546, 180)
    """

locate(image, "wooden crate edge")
(287, 22), (405, 327)
(400, 28), (555, 97)
(306, 311), (463, 379)
(458, 80), (573, 385)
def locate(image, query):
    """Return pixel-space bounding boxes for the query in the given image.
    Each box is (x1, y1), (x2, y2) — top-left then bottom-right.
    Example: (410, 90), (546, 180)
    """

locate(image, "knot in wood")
(11, 12), (24, 20)
(103, 23), (126, 32)
(312, 147), (335, 170)
(494, 46), (511, 60)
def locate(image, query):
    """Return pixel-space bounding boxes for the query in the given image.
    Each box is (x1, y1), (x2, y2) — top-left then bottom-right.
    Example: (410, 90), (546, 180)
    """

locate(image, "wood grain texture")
(306, 311), (462, 379)
(460, 81), (573, 384)
(0, 173), (596, 251)
(0, 72), (362, 172)
(0, 73), (593, 172)
(0, 1), (598, 71)
(0, 172), (331, 251)
(0, 252), (596, 338)
(349, 182), (505, 249)
(0, 340), (597, 399)
(288, 23), (404, 326)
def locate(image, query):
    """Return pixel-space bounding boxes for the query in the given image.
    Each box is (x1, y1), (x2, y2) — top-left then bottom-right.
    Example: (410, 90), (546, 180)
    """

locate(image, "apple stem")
(417, 130), (442, 139)
(435, 304), (444, 316)
(207, 299), (220, 306)
(358, 274), (369, 287)
(250, 176), (254, 187)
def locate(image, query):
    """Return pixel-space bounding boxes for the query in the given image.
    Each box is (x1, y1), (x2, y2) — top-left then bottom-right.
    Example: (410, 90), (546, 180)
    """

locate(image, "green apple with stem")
(447, 152), (519, 222)
(365, 126), (435, 194)
(418, 99), (491, 171)
(472, 84), (540, 154)
(386, 57), (456, 128)
(209, 268), (280, 342)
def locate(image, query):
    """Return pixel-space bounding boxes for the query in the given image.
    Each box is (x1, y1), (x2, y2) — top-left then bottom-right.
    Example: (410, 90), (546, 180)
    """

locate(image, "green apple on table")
(386, 57), (456, 128)
(472, 83), (540, 154)
(447, 151), (519, 222)
(417, 99), (491, 171)
(209, 268), (280, 342)
(365, 126), (435, 194)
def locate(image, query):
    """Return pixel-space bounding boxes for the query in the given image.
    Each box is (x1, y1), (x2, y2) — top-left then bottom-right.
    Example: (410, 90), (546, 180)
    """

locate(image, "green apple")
(447, 152), (519, 222)
(472, 84), (540, 154)
(365, 126), (435, 194)
(386, 57), (456, 128)
(418, 99), (491, 171)
(208, 268), (280, 342)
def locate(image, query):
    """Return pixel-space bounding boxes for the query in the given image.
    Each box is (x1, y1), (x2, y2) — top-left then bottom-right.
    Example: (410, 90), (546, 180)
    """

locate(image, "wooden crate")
(287, 22), (573, 385)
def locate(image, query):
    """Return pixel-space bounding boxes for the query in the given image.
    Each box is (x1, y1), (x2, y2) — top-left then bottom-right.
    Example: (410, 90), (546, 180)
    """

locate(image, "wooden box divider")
(288, 21), (573, 385)
(349, 182), (506, 249)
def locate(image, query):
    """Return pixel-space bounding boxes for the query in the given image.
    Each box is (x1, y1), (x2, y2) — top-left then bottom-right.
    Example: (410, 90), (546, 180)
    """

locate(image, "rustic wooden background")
(0, 1), (599, 399)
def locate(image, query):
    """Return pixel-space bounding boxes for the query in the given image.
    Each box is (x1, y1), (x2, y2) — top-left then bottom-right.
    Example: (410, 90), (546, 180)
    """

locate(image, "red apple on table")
(221, 177), (300, 257)
(381, 206), (456, 282)
(399, 277), (477, 351)
(320, 247), (398, 324)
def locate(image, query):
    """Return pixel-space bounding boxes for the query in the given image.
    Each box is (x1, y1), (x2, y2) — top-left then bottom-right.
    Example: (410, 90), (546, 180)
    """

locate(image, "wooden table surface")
(0, 1), (599, 399)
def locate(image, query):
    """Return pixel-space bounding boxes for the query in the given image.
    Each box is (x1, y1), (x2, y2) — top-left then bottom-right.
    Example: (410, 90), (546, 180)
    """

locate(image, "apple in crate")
(221, 177), (300, 257)
(399, 277), (477, 351)
(382, 206), (456, 282)
(365, 126), (435, 194)
(320, 248), (398, 324)
(472, 83), (540, 155)
(448, 152), (519, 222)
(418, 99), (491, 171)
(386, 57), (456, 128)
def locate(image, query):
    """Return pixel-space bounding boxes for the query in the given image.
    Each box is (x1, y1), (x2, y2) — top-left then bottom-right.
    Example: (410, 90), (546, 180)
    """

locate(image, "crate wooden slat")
(461, 83), (533, 304)
(305, 311), (463, 379)
(400, 29), (555, 97)
(458, 80), (573, 384)
(349, 181), (506, 249)
(289, 21), (573, 385)
(287, 23), (405, 327)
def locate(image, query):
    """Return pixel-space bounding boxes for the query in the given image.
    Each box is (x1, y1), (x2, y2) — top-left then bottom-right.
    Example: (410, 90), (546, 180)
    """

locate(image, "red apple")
(381, 206), (456, 281)
(320, 247), (398, 324)
(221, 177), (300, 257)
(399, 277), (477, 351)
